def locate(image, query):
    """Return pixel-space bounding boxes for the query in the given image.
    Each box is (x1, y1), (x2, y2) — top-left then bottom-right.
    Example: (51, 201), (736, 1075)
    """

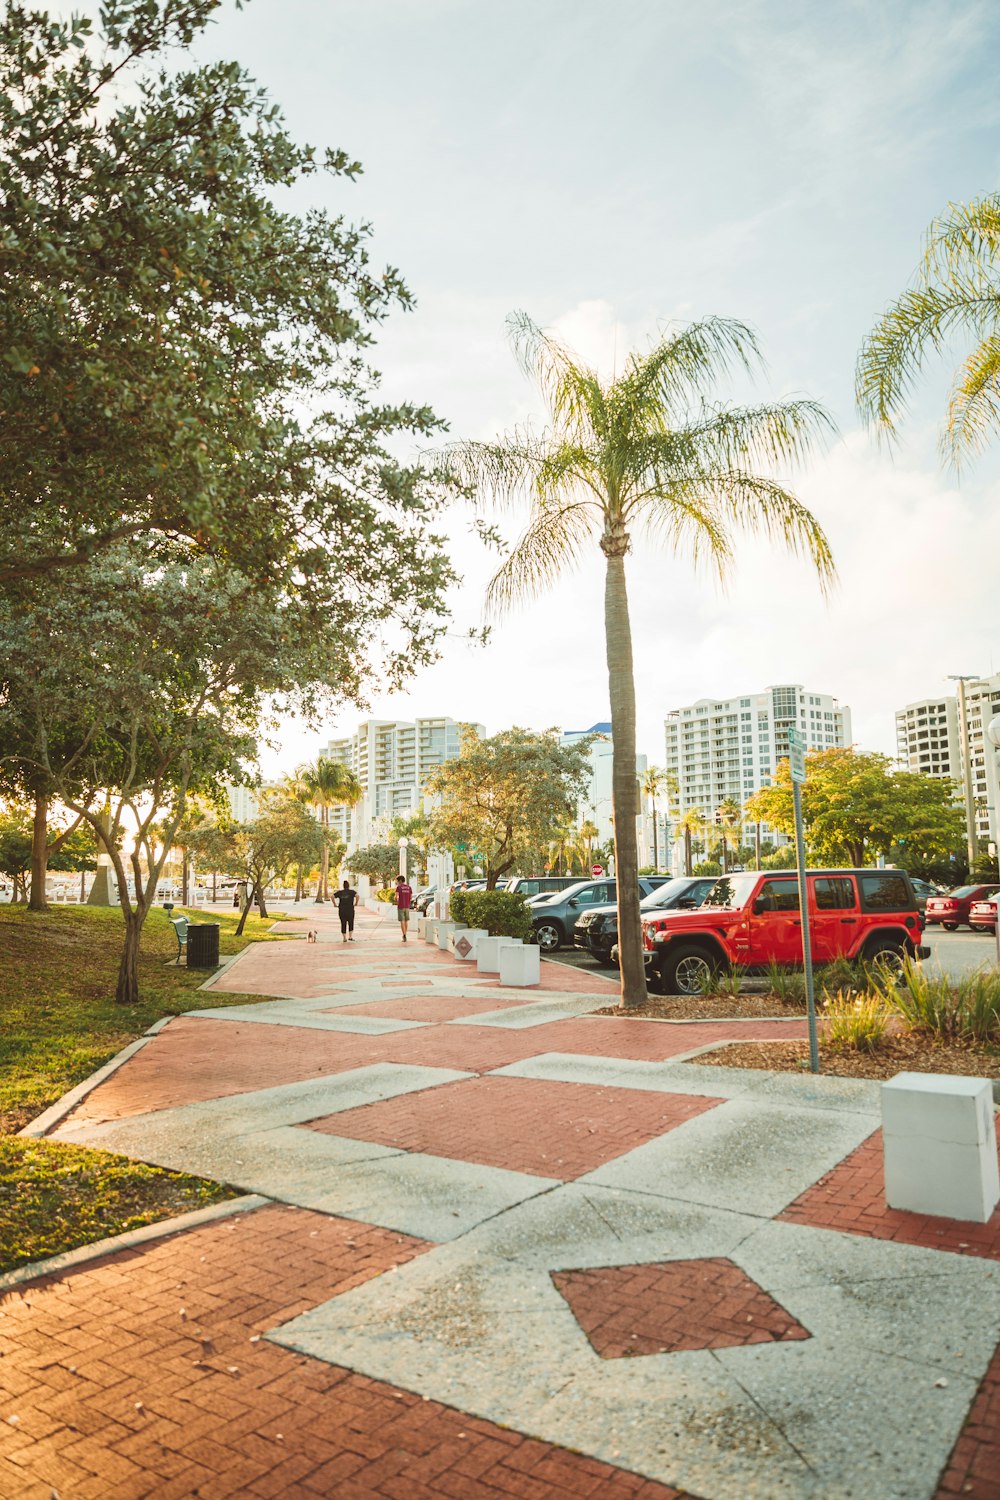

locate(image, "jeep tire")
(660, 943), (720, 996)
(862, 937), (908, 982)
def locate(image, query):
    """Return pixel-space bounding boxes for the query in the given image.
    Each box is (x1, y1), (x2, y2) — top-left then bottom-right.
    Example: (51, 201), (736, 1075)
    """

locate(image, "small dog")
(306, 929), (318, 944)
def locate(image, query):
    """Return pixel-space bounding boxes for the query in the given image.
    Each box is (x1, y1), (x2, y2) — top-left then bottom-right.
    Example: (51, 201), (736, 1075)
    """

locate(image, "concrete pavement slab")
(184, 1002), (426, 1033)
(582, 1096), (879, 1217)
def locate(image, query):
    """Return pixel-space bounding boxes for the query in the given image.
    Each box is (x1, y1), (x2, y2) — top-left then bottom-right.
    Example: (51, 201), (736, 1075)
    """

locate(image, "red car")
(924, 884), (1000, 931)
(968, 896), (998, 934)
(642, 868), (927, 995)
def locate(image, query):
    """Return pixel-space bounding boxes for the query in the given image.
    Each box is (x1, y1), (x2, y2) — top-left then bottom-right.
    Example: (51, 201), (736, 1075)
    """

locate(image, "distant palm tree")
(716, 798), (743, 874)
(676, 806), (708, 877)
(857, 194), (1000, 464)
(641, 766), (667, 871)
(283, 772), (314, 901)
(451, 312), (834, 1006)
(298, 757), (362, 902)
(579, 818), (600, 870)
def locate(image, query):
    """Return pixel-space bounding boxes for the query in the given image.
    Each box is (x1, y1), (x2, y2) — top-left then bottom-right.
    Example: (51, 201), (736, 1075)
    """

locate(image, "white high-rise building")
(895, 674), (1000, 845)
(323, 716), (480, 849)
(665, 684), (852, 857)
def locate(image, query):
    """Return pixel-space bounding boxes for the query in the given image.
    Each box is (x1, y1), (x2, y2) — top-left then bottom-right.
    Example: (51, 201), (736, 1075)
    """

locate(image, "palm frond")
(944, 333), (1000, 464)
(506, 310), (607, 441)
(697, 471), (836, 594)
(632, 480), (734, 580)
(444, 434), (551, 513)
(485, 502), (599, 614)
(681, 398), (836, 473)
(922, 195), (1000, 281)
(857, 278), (1000, 434)
(616, 318), (765, 428)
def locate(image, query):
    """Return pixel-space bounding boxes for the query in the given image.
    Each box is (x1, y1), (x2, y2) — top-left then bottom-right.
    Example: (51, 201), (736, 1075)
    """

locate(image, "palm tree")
(579, 818), (600, 870)
(451, 312), (834, 1006)
(857, 194), (1000, 463)
(676, 806), (708, 877)
(298, 757), (362, 902)
(641, 766), (667, 872)
(283, 772), (314, 901)
(716, 797), (743, 875)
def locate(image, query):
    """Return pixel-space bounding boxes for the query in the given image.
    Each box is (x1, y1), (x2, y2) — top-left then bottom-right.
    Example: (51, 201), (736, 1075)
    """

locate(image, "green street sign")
(455, 842), (466, 851)
(787, 726), (806, 784)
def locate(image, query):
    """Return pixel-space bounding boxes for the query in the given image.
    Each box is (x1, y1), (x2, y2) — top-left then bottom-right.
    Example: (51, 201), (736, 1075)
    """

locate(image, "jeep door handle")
(840, 918), (857, 924)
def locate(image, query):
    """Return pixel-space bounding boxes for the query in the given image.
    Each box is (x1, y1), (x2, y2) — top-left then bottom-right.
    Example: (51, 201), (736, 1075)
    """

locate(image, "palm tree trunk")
(651, 796), (658, 873)
(316, 809), (328, 903)
(603, 546), (645, 1008)
(684, 825), (692, 876)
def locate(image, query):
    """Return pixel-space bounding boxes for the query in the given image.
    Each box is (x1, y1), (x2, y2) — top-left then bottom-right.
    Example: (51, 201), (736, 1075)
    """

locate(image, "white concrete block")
(450, 928), (487, 961)
(498, 943), (541, 988)
(423, 919), (439, 946)
(476, 936), (521, 975)
(882, 1073), (1000, 1223)
(436, 921), (466, 951)
(883, 1072), (996, 1147)
(414, 916), (426, 939)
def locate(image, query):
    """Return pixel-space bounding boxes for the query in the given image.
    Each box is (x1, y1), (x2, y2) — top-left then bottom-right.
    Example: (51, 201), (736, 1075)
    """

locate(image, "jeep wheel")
(942, 922), (958, 931)
(863, 939), (908, 983)
(661, 943), (719, 996)
(534, 921), (562, 953)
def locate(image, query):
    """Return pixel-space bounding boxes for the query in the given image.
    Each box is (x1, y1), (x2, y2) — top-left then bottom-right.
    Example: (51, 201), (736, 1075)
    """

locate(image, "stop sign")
(591, 864), (603, 876)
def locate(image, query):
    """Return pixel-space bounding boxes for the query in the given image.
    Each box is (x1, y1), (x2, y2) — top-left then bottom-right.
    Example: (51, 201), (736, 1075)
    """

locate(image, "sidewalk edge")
(0, 1194), (271, 1292)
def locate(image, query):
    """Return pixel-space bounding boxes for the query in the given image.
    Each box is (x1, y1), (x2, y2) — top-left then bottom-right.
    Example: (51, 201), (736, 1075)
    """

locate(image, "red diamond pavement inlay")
(552, 1257), (811, 1358)
(303, 1075), (722, 1179)
(0, 1205), (696, 1499)
(780, 1129), (1000, 1261)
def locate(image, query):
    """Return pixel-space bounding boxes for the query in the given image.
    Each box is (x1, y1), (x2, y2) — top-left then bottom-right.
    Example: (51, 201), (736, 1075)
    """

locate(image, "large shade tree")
(451, 313), (835, 1005)
(857, 195), (1000, 463)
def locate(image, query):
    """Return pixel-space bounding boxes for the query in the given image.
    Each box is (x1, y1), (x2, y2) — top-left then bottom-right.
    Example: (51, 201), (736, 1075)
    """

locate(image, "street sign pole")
(788, 728), (819, 1074)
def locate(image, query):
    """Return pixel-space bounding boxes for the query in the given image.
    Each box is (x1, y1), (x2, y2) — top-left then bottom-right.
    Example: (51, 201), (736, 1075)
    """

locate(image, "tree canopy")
(744, 748), (966, 867)
(0, 0), (454, 686)
(425, 726), (593, 889)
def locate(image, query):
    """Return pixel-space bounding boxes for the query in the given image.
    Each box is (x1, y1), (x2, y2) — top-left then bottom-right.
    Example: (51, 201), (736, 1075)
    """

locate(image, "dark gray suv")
(574, 876), (719, 965)
(531, 876), (670, 953)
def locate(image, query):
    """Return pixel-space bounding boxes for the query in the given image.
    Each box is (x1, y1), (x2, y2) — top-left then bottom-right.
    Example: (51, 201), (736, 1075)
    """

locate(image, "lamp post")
(987, 715), (1000, 969)
(398, 836), (409, 879)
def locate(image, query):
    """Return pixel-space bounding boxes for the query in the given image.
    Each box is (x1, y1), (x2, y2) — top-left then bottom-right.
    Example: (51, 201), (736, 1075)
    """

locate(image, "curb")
(18, 1017), (174, 1139)
(0, 1194), (271, 1293)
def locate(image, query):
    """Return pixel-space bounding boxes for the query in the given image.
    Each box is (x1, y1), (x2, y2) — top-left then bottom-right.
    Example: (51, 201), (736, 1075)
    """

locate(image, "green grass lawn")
(0, 901), (298, 1132)
(0, 901), (301, 1270)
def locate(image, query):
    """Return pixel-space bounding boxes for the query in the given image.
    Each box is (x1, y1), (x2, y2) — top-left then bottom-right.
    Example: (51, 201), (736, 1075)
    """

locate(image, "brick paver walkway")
(7, 902), (1000, 1500)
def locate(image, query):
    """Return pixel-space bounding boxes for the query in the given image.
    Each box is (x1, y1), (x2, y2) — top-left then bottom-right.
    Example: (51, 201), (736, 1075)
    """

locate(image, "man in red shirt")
(394, 874), (413, 942)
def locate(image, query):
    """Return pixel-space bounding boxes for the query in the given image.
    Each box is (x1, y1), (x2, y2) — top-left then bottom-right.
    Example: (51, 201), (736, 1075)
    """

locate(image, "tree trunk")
(28, 791), (49, 912)
(181, 852), (190, 907)
(116, 911), (143, 1005)
(256, 882), (268, 918)
(316, 812), (328, 902)
(603, 546), (645, 1008)
(294, 864), (303, 902)
(651, 797), (658, 872)
(684, 826), (692, 876)
(235, 891), (254, 936)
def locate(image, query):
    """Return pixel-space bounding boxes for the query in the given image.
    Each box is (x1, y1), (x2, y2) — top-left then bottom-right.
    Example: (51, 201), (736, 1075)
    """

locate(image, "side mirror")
(753, 897), (767, 914)
(677, 898), (695, 908)
(568, 898), (578, 908)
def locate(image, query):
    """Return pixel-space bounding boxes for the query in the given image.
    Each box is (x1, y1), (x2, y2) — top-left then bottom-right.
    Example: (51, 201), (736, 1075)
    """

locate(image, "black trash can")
(186, 923), (220, 969)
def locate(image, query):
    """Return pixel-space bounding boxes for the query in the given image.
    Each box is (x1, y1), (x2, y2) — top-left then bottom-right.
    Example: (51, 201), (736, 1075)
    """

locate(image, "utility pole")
(949, 675), (979, 873)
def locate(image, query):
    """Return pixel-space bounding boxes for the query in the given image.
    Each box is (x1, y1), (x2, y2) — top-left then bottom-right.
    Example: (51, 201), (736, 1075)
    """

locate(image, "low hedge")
(450, 889), (535, 942)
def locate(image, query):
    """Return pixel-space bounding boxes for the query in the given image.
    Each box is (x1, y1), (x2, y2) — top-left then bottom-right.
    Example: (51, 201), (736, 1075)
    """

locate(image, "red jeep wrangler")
(641, 868), (929, 995)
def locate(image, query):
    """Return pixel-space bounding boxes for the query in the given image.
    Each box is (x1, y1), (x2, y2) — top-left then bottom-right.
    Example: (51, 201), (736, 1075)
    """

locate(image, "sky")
(167, 1), (1000, 769)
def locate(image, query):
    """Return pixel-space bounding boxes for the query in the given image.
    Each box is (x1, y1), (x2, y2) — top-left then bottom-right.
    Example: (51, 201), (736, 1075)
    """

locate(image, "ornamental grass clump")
(821, 990), (891, 1052)
(711, 964), (746, 999)
(764, 960), (806, 1007)
(883, 962), (1000, 1044)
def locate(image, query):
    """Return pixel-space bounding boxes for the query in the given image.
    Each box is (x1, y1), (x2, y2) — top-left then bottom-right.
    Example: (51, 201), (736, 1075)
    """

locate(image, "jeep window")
(704, 874), (758, 909)
(756, 878), (800, 913)
(813, 876), (856, 911)
(859, 873), (912, 912)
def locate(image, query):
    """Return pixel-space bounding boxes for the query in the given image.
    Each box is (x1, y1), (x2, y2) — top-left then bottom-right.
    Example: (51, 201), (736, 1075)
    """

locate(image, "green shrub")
(374, 886), (396, 904)
(821, 990), (891, 1052)
(713, 964), (745, 998)
(692, 861), (721, 876)
(450, 889), (534, 941)
(816, 956), (861, 999)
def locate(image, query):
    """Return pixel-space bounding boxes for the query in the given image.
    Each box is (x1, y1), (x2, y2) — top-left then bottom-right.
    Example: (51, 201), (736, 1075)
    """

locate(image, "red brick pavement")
(331, 995), (526, 1022)
(305, 1076), (722, 1179)
(780, 1130), (1000, 1260)
(551, 1257), (810, 1358)
(0, 1205), (693, 1500)
(936, 1341), (1000, 1498)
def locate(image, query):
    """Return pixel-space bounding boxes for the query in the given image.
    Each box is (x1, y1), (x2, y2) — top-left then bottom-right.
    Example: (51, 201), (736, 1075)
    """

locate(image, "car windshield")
(640, 878), (695, 910)
(947, 886), (980, 899)
(703, 874), (759, 910)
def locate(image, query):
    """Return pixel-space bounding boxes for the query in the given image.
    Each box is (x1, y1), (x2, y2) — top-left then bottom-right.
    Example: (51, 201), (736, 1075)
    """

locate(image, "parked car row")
(924, 884), (1000, 931)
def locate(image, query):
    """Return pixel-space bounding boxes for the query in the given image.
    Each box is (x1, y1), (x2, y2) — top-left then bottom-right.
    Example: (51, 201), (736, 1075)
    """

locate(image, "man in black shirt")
(333, 880), (358, 942)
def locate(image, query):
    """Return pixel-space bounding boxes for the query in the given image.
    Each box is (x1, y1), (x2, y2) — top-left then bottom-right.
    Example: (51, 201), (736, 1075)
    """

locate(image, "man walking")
(333, 879), (358, 942)
(394, 873), (413, 942)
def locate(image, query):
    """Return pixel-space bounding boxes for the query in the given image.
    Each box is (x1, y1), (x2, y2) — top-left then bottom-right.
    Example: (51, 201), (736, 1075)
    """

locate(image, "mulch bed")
(595, 994), (806, 1021)
(695, 1034), (1000, 1082)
